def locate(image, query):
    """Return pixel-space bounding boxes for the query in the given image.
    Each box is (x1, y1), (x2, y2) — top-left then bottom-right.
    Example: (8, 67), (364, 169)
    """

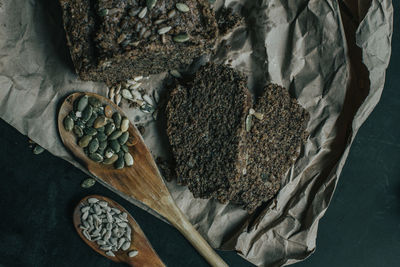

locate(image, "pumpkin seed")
(109, 140), (121, 153)
(77, 95), (89, 112)
(124, 153), (134, 166)
(104, 148), (114, 158)
(88, 138), (99, 153)
(76, 119), (85, 129)
(121, 144), (129, 153)
(69, 111), (78, 121)
(81, 105), (93, 122)
(138, 7), (147, 18)
(96, 132), (108, 142)
(146, 0), (157, 10)
(105, 123), (116, 136)
(97, 126), (105, 132)
(84, 127), (97, 136)
(73, 125), (84, 137)
(176, 3), (190, 12)
(89, 152), (103, 162)
(118, 132), (129, 145)
(86, 113), (98, 127)
(79, 135), (92, 148)
(99, 141), (107, 151)
(158, 26), (172, 35)
(114, 157), (125, 169)
(64, 116), (74, 131)
(95, 106), (104, 115)
(109, 130), (123, 140)
(33, 145), (45, 155)
(104, 105), (113, 118)
(94, 116), (107, 128)
(112, 113), (122, 128)
(173, 34), (190, 43)
(88, 96), (101, 107)
(81, 178), (96, 188)
(128, 250), (138, 257)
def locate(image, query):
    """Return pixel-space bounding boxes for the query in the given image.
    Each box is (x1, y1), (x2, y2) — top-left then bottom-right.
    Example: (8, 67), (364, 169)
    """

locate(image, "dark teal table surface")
(0, 2), (398, 267)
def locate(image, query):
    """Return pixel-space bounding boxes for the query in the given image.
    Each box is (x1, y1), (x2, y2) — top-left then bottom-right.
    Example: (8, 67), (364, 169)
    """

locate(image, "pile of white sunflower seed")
(79, 197), (138, 258)
(107, 76), (160, 120)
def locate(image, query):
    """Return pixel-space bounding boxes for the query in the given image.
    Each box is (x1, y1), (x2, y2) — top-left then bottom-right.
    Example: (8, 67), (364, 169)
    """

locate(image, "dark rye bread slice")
(59, 0), (218, 83)
(166, 64), (251, 203)
(166, 64), (309, 212)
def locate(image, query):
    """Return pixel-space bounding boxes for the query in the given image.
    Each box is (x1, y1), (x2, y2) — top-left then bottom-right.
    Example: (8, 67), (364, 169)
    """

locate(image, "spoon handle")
(165, 203), (228, 267)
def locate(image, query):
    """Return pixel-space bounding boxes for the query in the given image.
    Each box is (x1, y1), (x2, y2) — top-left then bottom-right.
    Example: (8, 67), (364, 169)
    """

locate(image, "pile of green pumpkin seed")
(79, 197), (138, 258)
(63, 94), (134, 169)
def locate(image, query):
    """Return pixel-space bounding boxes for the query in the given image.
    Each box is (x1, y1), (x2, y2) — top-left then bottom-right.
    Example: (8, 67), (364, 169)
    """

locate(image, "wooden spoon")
(59, 92), (228, 267)
(73, 195), (165, 267)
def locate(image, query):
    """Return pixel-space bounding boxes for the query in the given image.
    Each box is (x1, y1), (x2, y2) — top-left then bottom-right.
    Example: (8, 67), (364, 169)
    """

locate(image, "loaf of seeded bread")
(166, 63), (309, 212)
(59, 0), (218, 83)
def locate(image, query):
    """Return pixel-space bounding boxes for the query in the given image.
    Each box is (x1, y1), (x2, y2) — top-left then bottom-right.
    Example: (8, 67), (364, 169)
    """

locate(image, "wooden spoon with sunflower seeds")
(59, 92), (228, 267)
(73, 195), (165, 267)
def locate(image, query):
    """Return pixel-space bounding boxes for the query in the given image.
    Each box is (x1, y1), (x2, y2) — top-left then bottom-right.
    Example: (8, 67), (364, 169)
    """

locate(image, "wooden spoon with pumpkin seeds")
(58, 92), (228, 267)
(73, 195), (165, 266)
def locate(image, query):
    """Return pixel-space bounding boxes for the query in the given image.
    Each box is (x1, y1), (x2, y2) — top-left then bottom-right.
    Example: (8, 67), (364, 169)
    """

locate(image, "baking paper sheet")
(0, 0), (393, 266)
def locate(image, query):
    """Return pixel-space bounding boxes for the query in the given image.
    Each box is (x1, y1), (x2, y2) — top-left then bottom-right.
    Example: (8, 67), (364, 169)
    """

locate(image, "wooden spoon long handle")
(166, 205), (228, 267)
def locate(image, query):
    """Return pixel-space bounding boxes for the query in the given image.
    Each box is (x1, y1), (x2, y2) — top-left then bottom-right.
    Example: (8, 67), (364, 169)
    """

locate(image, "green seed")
(73, 125), (84, 138)
(121, 144), (129, 153)
(112, 112), (122, 128)
(109, 140), (121, 153)
(99, 9), (109, 16)
(105, 123), (116, 136)
(84, 127), (97, 136)
(124, 152), (134, 166)
(114, 157), (125, 169)
(89, 152), (103, 162)
(76, 119), (86, 129)
(81, 105), (93, 122)
(77, 95), (89, 112)
(88, 96), (102, 108)
(69, 111), (78, 121)
(81, 178), (96, 188)
(173, 34), (189, 43)
(99, 141), (107, 151)
(96, 132), (108, 142)
(109, 130), (123, 140)
(97, 126), (105, 132)
(79, 135), (92, 148)
(147, 0), (157, 9)
(176, 3), (190, 12)
(104, 147), (114, 158)
(120, 118), (129, 132)
(118, 132), (129, 145)
(103, 154), (118, 165)
(86, 113), (98, 127)
(94, 116), (107, 128)
(33, 145), (45, 155)
(88, 138), (99, 153)
(63, 116), (74, 132)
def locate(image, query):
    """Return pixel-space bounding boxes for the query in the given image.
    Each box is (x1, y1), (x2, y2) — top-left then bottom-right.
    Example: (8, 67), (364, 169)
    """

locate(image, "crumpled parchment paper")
(0, 0), (393, 266)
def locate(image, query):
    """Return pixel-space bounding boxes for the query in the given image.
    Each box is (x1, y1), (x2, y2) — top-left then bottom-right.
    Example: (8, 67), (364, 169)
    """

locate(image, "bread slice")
(166, 63), (309, 212)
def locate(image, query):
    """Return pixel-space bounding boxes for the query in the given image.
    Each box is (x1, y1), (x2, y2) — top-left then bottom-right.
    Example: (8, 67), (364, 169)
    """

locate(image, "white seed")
(108, 87), (115, 100)
(138, 7), (147, 18)
(115, 84), (121, 95)
(101, 228), (107, 236)
(176, 3), (190, 12)
(111, 208), (121, 214)
(122, 241), (131, 251)
(107, 212), (114, 223)
(81, 206), (90, 213)
(120, 118), (129, 132)
(128, 250), (139, 258)
(120, 212), (128, 221)
(158, 26), (172, 35)
(110, 237), (118, 245)
(134, 76), (143, 81)
(115, 94), (122, 106)
(98, 201), (108, 208)
(83, 230), (91, 241)
(170, 69), (182, 78)
(88, 198), (99, 204)
(106, 223), (112, 230)
(104, 230), (112, 241)
(124, 153), (134, 167)
(100, 245), (112, 251)
(122, 89), (133, 99)
(126, 79), (137, 85)
(129, 83), (141, 90)
(249, 108), (255, 115)
(106, 250), (116, 257)
(153, 90), (160, 104)
(97, 240), (106, 246)
(117, 238), (126, 249)
(81, 211), (89, 221)
(118, 222), (128, 228)
(75, 111), (82, 118)
(253, 112), (264, 120)
(143, 94), (154, 105)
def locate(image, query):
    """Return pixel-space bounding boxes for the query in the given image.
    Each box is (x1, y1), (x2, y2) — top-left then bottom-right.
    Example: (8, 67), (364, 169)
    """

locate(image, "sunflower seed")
(245, 115), (252, 132)
(88, 197), (99, 204)
(82, 211), (89, 221)
(253, 112), (264, 120)
(154, 19), (165, 25)
(112, 208), (121, 214)
(129, 8), (140, 17)
(138, 7), (147, 18)
(83, 230), (91, 241)
(104, 230), (112, 241)
(115, 94), (122, 106)
(108, 87), (115, 100)
(167, 9), (176, 18)
(158, 26), (172, 35)
(97, 240), (106, 246)
(77, 95), (89, 112)
(134, 76), (143, 81)
(129, 83), (141, 90)
(107, 212), (114, 223)
(117, 222), (128, 228)
(33, 145), (45, 155)
(147, 0), (157, 9)
(100, 245), (112, 251)
(122, 241), (131, 251)
(122, 89), (133, 99)
(140, 103), (154, 113)
(117, 33), (126, 44)
(117, 238), (126, 249)
(115, 84), (121, 95)
(170, 69), (182, 78)
(173, 33), (189, 42)
(63, 116), (74, 132)
(94, 205), (102, 215)
(176, 3), (190, 12)
(81, 206), (90, 213)
(124, 153), (134, 166)
(128, 250), (139, 257)
(81, 178), (96, 188)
